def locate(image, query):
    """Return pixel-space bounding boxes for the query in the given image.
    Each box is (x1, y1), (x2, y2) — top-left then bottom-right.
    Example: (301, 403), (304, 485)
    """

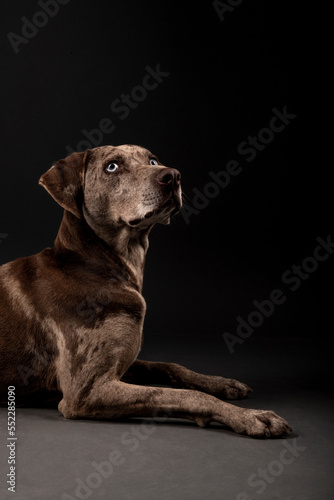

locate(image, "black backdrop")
(0, 1), (331, 379)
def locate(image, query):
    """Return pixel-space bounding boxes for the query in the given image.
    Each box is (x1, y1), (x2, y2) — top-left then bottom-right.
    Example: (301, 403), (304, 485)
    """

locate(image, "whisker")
(181, 188), (193, 206)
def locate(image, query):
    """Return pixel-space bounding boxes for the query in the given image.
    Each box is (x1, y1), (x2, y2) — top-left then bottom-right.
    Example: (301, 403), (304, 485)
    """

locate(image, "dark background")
(0, 1), (331, 382)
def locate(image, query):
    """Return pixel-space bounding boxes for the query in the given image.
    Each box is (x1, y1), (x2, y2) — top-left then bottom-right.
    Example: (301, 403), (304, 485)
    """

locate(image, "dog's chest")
(74, 286), (145, 371)
(74, 284), (146, 327)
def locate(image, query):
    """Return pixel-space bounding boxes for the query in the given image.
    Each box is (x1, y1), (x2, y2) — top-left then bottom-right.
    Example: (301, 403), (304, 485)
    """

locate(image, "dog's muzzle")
(129, 168), (182, 227)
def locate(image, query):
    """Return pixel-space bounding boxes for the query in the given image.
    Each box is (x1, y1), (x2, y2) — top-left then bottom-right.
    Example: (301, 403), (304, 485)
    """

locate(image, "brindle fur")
(0, 145), (292, 437)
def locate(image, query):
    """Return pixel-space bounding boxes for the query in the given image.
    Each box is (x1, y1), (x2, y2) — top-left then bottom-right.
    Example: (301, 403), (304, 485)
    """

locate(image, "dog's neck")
(54, 211), (150, 292)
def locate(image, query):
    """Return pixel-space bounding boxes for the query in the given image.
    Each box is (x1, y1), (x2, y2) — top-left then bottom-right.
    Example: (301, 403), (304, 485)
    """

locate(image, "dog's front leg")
(121, 360), (253, 400)
(58, 381), (291, 438)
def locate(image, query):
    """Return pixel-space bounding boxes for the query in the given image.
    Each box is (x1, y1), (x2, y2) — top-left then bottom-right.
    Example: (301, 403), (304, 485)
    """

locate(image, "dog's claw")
(232, 409), (292, 438)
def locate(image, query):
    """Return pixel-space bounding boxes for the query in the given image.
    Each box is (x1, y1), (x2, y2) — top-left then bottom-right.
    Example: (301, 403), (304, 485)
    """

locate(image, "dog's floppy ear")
(39, 151), (89, 219)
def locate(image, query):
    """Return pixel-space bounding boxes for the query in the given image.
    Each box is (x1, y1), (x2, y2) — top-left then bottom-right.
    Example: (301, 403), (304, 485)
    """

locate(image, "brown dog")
(0, 144), (291, 437)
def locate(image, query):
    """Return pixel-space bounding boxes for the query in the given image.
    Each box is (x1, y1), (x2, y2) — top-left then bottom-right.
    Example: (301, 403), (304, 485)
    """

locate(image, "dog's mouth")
(129, 196), (181, 227)
(129, 211), (155, 227)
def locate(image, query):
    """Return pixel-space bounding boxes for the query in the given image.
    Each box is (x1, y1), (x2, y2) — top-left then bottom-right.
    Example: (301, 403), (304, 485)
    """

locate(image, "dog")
(0, 144), (292, 437)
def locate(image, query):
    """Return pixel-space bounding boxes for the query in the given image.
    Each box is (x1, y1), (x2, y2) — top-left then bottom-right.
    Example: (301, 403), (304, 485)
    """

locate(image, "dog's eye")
(106, 162), (119, 173)
(150, 158), (158, 166)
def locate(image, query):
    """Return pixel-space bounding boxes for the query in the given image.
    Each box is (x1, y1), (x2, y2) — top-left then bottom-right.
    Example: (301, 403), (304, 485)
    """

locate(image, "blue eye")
(150, 158), (158, 165)
(106, 162), (119, 173)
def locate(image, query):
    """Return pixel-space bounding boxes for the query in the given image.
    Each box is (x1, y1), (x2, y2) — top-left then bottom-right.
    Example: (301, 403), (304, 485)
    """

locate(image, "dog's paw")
(232, 408), (292, 438)
(212, 377), (253, 400)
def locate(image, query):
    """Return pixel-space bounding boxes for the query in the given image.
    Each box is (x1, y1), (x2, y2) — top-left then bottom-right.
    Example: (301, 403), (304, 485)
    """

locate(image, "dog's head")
(39, 145), (182, 236)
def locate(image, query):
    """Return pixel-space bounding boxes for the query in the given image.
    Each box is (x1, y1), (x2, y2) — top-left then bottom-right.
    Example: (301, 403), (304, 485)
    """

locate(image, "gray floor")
(1, 336), (333, 500)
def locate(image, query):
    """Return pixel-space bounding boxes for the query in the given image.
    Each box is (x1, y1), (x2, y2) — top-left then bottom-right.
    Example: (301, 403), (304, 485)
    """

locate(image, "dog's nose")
(156, 168), (181, 189)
